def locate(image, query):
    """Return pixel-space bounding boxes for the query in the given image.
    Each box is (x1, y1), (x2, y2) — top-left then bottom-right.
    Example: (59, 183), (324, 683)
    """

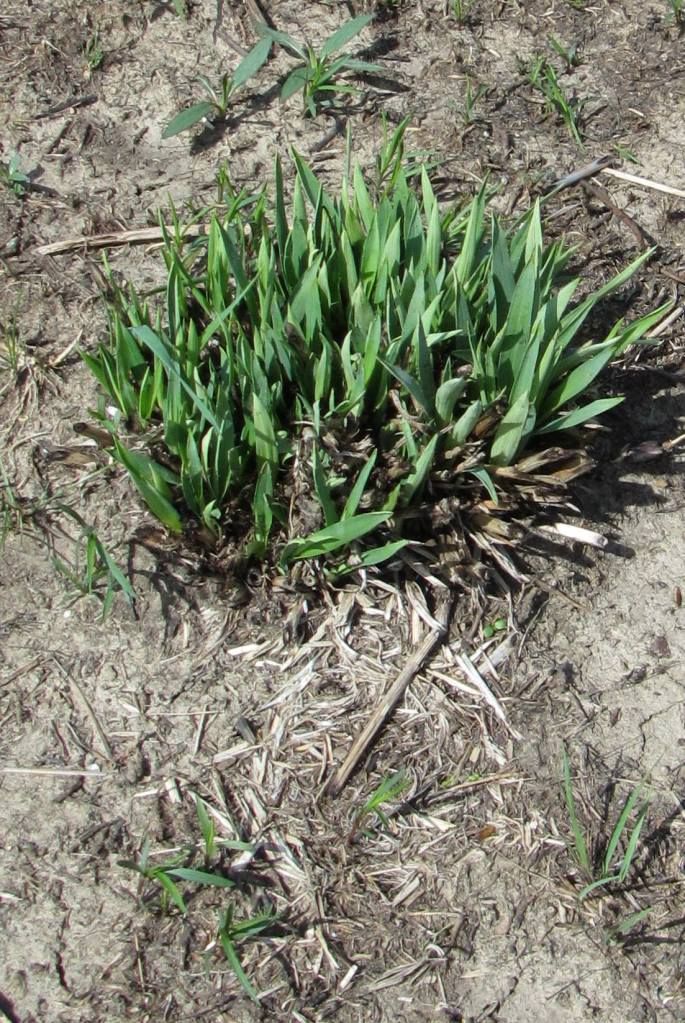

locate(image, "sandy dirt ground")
(1, 1), (685, 1021)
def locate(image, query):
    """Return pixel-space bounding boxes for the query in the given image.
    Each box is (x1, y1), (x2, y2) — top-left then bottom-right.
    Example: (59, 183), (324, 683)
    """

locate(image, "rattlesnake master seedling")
(84, 122), (666, 572)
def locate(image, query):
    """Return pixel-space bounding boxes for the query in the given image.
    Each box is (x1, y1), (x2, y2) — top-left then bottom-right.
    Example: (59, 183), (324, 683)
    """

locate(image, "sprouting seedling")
(666, 0), (685, 25)
(452, 0), (475, 23)
(257, 14), (382, 117)
(119, 837), (236, 914)
(195, 795), (217, 864)
(83, 29), (104, 74)
(548, 35), (582, 70)
(526, 56), (585, 146)
(463, 76), (488, 124)
(348, 770), (411, 842)
(562, 751), (651, 900)
(482, 616), (506, 639)
(51, 510), (136, 620)
(163, 36), (272, 137)
(1, 152), (30, 197)
(217, 906), (277, 1002)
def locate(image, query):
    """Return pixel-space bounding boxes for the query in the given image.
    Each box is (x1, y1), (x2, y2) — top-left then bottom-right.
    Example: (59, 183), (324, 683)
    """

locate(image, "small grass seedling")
(348, 770), (411, 842)
(562, 751), (651, 905)
(0, 152), (30, 197)
(52, 515), (136, 620)
(83, 29), (104, 74)
(258, 14), (382, 117)
(163, 37), (272, 137)
(217, 905), (277, 1002)
(452, 0), (475, 23)
(0, 315), (22, 375)
(548, 35), (582, 70)
(666, 0), (685, 25)
(526, 56), (585, 146)
(612, 143), (638, 164)
(463, 76), (488, 124)
(119, 836), (236, 915)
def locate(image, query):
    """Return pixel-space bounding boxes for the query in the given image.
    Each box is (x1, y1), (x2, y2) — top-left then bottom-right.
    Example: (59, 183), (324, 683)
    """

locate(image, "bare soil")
(1, 2), (685, 1022)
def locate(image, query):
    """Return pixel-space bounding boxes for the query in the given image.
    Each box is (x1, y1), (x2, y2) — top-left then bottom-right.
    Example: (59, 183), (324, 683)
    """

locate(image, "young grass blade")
(256, 24), (307, 60)
(163, 101), (215, 139)
(312, 445), (339, 526)
(131, 325), (221, 431)
(320, 13), (373, 59)
(219, 929), (259, 1002)
(281, 66), (311, 102)
(435, 377), (467, 426)
(562, 749), (591, 874)
(166, 867), (235, 888)
(540, 347), (616, 420)
(113, 440), (183, 533)
(155, 871), (187, 914)
(606, 907), (652, 944)
(252, 393), (278, 469)
(333, 539), (408, 578)
(342, 450), (377, 520)
(617, 801), (649, 883)
(232, 37), (272, 87)
(536, 396), (623, 434)
(195, 796), (216, 861)
(395, 434), (439, 507)
(489, 394), (532, 466)
(468, 466), (498, 504)
(280, 511), (391, 566)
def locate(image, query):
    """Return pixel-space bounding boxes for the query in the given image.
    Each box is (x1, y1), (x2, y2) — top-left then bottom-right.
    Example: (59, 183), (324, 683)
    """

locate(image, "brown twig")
(582, 180), (656, 248)
(36, 224), (210, 257)
(326, 596), (453, 797)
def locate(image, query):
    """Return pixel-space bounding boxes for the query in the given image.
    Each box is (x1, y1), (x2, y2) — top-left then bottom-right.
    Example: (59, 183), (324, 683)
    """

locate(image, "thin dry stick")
(327, 597), (453, 797)
(36, 224), (210, 257)
(2, 767), (106, 777)
(601, 166), (685, 200)
(0, 656), (45, 688)
(54, 657), (115, 762)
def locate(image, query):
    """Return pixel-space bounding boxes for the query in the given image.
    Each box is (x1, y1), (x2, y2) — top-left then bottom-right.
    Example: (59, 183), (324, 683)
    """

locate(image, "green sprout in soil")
(348, 769), (411, 841)
(562, 750), (652, 938)
(0, 152), (30, 198)
(452, 0), (476, 24)
(463, 75), (488, 124)
(52, 515), (135, 620)
(524, 55), (586, 147)
(83, 29), (104, 74)
(548, 34), (582, 70)
(163, 38), (272, 138)
(258, 14), (382, 117)
(120, 804), (276, 1002)
(83, 121), (667, 576)
(164, 13), (380, 136)
(666, 0), (685, 25)
(217, 905), (277, 1003)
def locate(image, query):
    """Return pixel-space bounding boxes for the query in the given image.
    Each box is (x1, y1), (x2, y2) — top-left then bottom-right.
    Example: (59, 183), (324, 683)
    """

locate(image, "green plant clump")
(84, 123), (665, 573)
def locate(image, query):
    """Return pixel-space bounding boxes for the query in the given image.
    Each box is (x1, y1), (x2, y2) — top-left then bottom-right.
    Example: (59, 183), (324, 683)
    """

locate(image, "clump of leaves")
(562, 752), (653, 940)
(120, 802), (276, 1001)
(164, 13), (380, 136)
(163, 38), (272, 138)
(562, 752), (651, 901)
(524, 55), (586, 146)
(83, 121), (666, 575)
(257, 13), (382, 117)
(119, 835), (237, 915)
